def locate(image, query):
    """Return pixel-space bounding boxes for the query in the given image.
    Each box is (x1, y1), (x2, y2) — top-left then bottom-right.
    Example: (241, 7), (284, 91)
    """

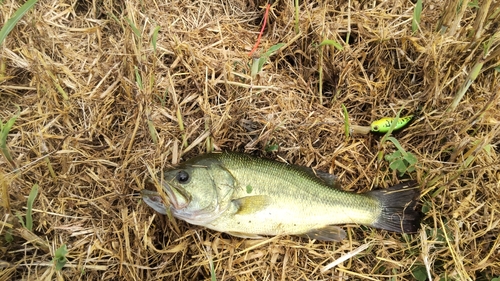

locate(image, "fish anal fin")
(233, 195), (272, 215)
(300, 225), (346, 241)
(226, 231), (264, 239)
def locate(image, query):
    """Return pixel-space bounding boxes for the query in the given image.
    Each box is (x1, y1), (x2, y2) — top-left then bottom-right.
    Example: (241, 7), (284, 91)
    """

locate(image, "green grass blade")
(341, 104), (350, 138)
(147, 110), (158, 145)
(209, 255), (216, 281)
(1, 111), (20, 168)
(449, 61), (484, 112)
(26, 184), (39, 231)
(125, 17), (141, 39)
(319, 39), (343, 50)
(386, 136), (407, 156)
(44, 157), (57, 179)
(15, 211), (26, 228)
(148, 120), (159, 144)
(412, 0), (423, 33)
(0, 112), (19, 144)
(258, 43), (285, 71)
(45, 70), (68, 100)
(176, 107), (187, 148)
(261, 43), (285, 57)
(0, 0), (39, 46)
(262, 43), (284, 57)
(468, 0), (479, 8)
(134, 66), (143, 89)
(152, 26), (160, 53)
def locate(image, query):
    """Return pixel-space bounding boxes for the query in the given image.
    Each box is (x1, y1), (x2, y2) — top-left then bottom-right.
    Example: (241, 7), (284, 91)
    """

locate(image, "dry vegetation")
(1, 0), (499, 280)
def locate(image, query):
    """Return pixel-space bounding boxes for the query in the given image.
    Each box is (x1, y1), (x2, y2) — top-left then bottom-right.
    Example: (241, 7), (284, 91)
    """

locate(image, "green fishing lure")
(371, 115), (414, 133)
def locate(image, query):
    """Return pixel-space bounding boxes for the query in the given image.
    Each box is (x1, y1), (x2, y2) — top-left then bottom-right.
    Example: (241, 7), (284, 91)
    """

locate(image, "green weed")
(318, 39), (343, 50)
(152, 26), (160, 53)
(341, 104), (350, 138)
(0, 110), (19, 168)
(125, 17), (141, 39)
(26, 184), (38, 231)
(411, 264), (428, 281)
(412, 0), (423, 33)
(146, 108), (158, 145)
(384, 137), (417, 176)
(468, 0), (479, 8)
(250, 43), (284, 78)
(53, 244), (68, 270)
(0, 0), (38, 46)
(155, 88), (168, 107)
(378, 108), (418, 176)
(449, 29), (497, 112)
(265, 143), (279, 152)
(16, 184), (38, 231)
(44, 157), (57, 179)
(134, 66), (143, 89)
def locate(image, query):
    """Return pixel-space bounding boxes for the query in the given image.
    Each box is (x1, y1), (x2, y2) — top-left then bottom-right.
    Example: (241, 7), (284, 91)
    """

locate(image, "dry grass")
(1, 0), (499, 280)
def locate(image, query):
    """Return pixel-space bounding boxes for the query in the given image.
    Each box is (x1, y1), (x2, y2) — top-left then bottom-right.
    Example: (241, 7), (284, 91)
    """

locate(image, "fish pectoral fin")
(299, 226), (346, 241)
(233, 195), (272, 215)
(226, 231), (264, 239)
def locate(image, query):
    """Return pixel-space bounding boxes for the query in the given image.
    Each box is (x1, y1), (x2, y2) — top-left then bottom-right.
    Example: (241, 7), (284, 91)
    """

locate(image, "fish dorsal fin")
(293, 165), (340, 188)
(233, 195), (272, 215)
(313, 170), (339, 188)
(299, 225), (346, 241)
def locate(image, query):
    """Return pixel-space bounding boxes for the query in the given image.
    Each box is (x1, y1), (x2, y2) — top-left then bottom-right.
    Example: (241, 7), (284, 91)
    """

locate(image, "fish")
(140, 152), (421, 241)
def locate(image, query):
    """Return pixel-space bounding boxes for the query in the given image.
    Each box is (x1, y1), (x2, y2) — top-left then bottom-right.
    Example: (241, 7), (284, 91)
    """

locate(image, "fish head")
(142, 157), (235, 225)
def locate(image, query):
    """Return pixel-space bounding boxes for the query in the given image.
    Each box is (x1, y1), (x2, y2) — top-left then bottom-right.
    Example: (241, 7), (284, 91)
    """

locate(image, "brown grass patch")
(1, 0), (499, 280)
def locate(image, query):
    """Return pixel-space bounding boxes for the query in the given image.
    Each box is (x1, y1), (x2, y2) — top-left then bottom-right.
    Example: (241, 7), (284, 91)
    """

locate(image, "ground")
(1, 0), (499, 280)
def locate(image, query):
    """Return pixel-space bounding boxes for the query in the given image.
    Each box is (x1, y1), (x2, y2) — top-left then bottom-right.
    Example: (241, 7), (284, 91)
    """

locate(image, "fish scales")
(208, 153), (380, 233)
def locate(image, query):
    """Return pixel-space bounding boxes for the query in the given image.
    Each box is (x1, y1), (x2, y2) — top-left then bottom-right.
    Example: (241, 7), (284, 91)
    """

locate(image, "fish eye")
(176, 170), (190, 184)
(373, 125), (379, 131)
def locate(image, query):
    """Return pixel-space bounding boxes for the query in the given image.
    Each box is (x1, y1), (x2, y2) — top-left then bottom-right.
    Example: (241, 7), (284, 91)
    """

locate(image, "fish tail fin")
(368, 180), (421, 233)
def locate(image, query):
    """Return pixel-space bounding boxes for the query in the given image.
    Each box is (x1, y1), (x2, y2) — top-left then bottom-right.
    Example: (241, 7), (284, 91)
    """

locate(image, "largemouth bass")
(141, 152), (420, 241)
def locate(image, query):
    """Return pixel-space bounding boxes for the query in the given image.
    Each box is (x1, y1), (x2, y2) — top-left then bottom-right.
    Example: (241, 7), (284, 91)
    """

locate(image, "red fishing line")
(248, 3), (271, 57)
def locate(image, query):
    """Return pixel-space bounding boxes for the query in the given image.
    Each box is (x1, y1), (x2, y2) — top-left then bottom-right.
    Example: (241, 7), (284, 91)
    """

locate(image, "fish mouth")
(140, 189), (169, 214)
(140, 181), (190, 213)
